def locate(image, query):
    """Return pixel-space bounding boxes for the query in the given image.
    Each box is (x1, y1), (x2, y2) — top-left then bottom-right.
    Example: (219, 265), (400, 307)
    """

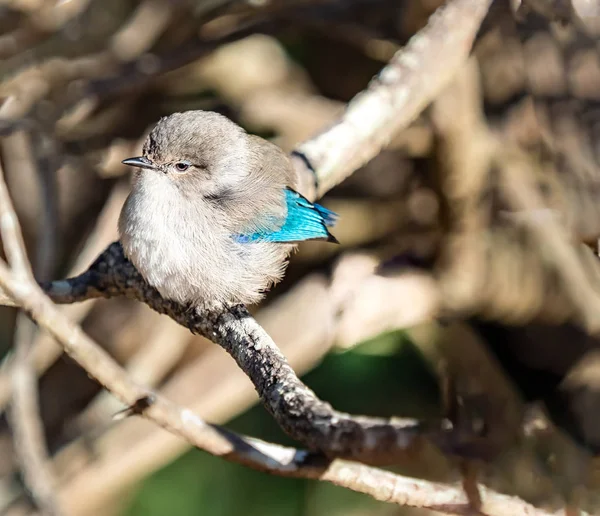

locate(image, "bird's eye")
(174, 161), (190, 172)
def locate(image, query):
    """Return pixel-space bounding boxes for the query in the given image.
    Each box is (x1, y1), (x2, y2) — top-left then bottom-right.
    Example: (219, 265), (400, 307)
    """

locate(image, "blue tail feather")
(236, 188), (338, 244)
(312, 202), (338, 228)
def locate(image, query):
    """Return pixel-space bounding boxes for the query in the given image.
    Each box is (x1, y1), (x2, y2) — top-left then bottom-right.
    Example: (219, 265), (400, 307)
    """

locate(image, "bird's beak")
(122, 156), (156, 171)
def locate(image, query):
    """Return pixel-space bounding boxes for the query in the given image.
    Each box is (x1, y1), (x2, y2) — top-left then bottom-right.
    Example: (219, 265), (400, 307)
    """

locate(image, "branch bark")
(11, 315), (64, 516)
(0, 137), (62, 515)
(292, 0), (493, 199)
(27, 242), (426, 464)
(0, 249), (563, 516)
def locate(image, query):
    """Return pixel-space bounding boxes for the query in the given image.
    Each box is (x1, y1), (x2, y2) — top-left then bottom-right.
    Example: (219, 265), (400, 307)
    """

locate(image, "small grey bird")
(118, 110), (338, 307)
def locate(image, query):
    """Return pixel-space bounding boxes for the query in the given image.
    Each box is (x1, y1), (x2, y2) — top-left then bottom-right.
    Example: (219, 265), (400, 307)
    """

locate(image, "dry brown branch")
(10, 315), (64, 516)
(9, 258), (436, 513)
(497, 151), (600, 332)
(292, 0), (494, 199)
(56, 263), (388, 506)
(0, 0), (181, 124)
(427, 45), (600, 332)
(331, 253), (441, 347)
(23, 242), (426, 465)
(0, 139), (33, 281)
(430, 56), (494, 314)
(0, 252), (564, 516)
(109, 0), (176, 62)
(54, 275), (332, 514)
(0, 181), (128, 412)
(0, 142), (62, 514)
(74, 318), (190, 431)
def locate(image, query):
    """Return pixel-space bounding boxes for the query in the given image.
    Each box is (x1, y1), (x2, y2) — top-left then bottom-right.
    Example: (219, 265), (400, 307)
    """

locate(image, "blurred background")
(2, 0), (600, 514)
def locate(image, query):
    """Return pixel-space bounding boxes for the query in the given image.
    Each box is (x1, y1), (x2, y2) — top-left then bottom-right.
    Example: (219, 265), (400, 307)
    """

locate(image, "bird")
(118, 110), (338, 307)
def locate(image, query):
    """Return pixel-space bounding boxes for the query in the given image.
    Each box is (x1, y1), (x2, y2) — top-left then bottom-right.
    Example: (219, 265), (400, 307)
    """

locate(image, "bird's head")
(122, 110), (250, 199)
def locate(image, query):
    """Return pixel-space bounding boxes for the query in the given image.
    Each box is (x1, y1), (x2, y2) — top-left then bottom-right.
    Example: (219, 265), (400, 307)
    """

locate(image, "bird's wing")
(221, 136), (295, 232)
(235, 188), (338, 243)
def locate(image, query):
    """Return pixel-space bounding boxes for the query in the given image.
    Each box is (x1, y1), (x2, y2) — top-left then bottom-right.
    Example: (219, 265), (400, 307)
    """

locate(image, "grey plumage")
(118, 110), (331, 307)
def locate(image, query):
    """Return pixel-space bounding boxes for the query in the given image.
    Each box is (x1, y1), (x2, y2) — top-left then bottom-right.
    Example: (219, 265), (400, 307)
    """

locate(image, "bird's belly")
(123, 217), (290, 306)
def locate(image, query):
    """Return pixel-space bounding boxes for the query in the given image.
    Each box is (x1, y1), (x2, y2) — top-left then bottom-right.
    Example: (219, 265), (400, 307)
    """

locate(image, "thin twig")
(498, 150), (600, 332)
(29, 129), (60, 282)
(0, 181), (128, 413)
(11, 314), (64, 516)
(0, 0), (92, 60)
(0, 140), (33, 281)
(74, 317), (190, 431)
(109, 0), (176, 62)
(0, 146), (63, 514)
(53, 274), (332, 514)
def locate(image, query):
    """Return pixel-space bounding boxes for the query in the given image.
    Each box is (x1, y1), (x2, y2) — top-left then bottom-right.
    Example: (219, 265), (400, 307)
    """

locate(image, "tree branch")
(292, 0), (493, 199)
(0, 251), (562, 516)
(26, 242), (426, 464)
(0, 131), (65, 515)
(10, 314), (64, 516)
